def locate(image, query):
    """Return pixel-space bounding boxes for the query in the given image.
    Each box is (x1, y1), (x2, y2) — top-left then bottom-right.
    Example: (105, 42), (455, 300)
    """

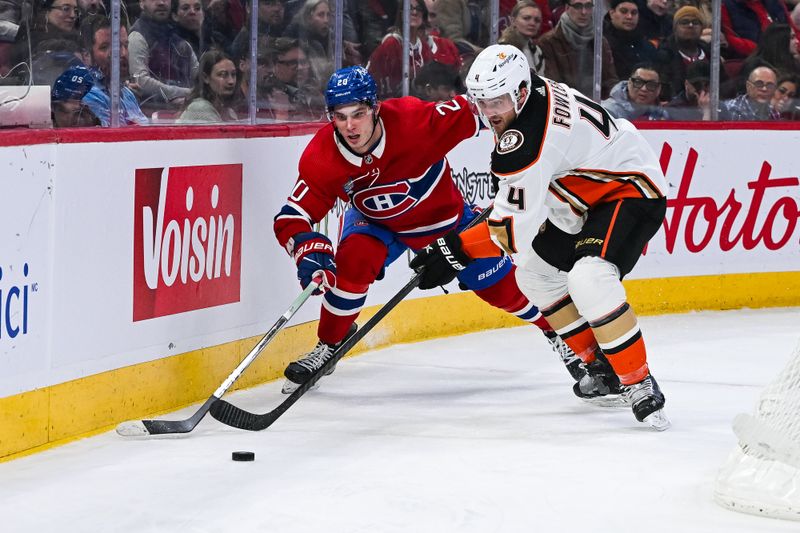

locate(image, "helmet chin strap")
(513, 86), (529, 115)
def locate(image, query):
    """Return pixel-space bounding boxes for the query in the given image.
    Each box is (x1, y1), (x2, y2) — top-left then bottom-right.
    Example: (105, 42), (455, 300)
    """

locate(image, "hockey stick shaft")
(209, 207), (494, 431)
(115, 276), (323, 436)
(210, 274), (421, 431)
(211, 276), (324, 399)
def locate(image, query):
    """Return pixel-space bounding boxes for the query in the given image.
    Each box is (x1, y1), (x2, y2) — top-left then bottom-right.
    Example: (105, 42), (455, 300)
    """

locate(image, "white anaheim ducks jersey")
(487, 76), (667, 266)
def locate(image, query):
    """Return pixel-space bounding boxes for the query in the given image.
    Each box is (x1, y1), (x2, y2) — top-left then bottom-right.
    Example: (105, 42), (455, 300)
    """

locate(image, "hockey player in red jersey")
(410, 45), (670, 429)
(274, 65), (580, 393)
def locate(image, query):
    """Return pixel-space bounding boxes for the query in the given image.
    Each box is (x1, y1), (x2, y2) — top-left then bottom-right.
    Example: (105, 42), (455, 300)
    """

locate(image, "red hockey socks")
(472, 264), (548, 328)
(317, 234), (387, 345)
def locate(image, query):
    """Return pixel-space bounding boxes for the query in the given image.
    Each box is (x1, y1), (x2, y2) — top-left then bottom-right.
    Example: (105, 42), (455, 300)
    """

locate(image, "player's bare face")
(475, 93), (517, 135)
(331, 103), (382, 154)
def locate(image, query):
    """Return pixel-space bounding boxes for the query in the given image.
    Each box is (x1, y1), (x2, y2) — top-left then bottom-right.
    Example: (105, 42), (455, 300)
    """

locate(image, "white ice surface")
(2, 307), (800, 533)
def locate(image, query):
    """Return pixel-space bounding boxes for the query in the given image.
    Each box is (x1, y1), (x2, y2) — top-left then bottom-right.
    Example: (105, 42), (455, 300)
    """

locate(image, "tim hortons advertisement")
(660, 141), (797, 252)
(636, 131), (800, 278)
(133, 164), (243, 321)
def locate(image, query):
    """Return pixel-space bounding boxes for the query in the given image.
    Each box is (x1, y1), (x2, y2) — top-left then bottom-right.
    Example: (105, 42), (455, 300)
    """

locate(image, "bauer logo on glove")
(288, 232), (337, 293)
(433, 238), (467, 271)
(409, 231), (473, 290)
(292, 239), (334, 261)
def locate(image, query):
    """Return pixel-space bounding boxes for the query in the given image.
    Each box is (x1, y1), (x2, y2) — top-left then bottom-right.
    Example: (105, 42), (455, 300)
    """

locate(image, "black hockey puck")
(232, 451), (255, 462)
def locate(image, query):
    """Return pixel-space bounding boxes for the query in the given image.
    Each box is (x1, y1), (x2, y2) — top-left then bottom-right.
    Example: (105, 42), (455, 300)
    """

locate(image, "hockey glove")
(409, 231), (473, 290)
(289, 232), (336, 294)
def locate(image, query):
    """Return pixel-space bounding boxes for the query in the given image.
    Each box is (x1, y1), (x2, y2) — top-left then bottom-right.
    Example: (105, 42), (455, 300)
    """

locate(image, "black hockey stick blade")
(116, 397), (218, 436)
(210, 273), (422, 431)
(209, 208), (494, 432)
(115, 279), (322, 437)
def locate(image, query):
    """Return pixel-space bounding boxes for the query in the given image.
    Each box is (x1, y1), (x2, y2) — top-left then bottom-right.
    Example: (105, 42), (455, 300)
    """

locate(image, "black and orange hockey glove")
(410, 231), (473, 290)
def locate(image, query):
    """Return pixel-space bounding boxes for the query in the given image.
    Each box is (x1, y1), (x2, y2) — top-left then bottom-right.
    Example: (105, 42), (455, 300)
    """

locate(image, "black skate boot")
(282, 324), (357, 394)
(623, 373), (670, 430)
(544, 330), (585, 381)
(572, 351), (625, 406)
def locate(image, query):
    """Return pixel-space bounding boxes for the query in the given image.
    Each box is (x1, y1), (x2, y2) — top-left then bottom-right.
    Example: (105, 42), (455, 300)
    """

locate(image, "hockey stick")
(209, 208), (493, 432)
(209, 274), (421, 430)
(115, 276), (323, 436)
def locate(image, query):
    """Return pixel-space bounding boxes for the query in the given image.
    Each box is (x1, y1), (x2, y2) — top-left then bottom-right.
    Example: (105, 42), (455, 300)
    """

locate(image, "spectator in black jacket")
(635, 0), (672, 47)
(667, 58), (712, 119)
(412, 60), (464, 101)
(604, 0), (657, 79)
(171, 0), (204, 56)
(655, 6), (731, 99)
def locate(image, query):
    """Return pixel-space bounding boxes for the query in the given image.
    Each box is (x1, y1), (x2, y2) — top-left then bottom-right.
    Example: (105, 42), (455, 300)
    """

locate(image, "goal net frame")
(713, 339), (800, 521)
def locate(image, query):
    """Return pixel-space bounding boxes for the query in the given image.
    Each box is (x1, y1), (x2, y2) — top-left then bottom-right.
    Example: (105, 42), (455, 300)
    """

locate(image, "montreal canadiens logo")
(498, 129), (524, 154)
(353, 181), (417, 219)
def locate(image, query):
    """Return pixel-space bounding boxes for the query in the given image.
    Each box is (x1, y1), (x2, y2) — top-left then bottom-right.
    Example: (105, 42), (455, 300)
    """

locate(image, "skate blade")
(643, 409), (671, 431)
(281, 380), (320, 395)
(580, 395), (628, 408)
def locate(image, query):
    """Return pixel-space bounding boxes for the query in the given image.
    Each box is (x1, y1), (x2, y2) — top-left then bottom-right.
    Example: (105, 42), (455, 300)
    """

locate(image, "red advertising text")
(659, 143), (799, 254)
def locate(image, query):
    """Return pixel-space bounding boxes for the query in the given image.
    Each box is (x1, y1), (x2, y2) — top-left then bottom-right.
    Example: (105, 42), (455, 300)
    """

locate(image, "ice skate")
(572, 351), (626, 407)
(544, 331), (585, 381)
(622, 373), (670, 431)
(282, 324), (357, 394)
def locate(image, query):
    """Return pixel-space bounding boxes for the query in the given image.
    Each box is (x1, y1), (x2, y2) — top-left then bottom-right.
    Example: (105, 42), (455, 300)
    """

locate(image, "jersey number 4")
(507, 186), (525, 210)
(575, 94), (616, 138)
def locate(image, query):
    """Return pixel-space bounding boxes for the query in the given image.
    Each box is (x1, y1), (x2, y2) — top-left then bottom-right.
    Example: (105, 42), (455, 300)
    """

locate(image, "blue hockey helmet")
(325, 66), (378, 113)
(51, 64), (94, 102)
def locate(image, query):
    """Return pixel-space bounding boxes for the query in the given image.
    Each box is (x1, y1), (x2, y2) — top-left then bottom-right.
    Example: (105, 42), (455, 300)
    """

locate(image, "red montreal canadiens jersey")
(274, 96), (481, 249)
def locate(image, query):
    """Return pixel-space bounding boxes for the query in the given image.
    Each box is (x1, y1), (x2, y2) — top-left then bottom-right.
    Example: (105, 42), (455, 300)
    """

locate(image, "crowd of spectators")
(0, 0), (799, 127)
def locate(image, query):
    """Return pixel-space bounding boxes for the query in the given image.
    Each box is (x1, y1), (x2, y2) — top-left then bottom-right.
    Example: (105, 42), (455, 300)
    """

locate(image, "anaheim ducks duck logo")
(497, 129), (523, 154)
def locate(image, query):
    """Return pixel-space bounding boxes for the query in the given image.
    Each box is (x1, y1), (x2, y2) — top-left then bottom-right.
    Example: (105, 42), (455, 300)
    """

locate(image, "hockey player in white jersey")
(410, 44), (670, 430)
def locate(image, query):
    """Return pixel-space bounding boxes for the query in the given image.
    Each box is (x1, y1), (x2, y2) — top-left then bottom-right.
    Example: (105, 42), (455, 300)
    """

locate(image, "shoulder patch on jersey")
(491, 77), (549, 176)
(497, 129), (524, 154)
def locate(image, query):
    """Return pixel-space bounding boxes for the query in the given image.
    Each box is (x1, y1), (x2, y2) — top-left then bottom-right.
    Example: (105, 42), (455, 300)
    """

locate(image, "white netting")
(714, 338), (800, 521)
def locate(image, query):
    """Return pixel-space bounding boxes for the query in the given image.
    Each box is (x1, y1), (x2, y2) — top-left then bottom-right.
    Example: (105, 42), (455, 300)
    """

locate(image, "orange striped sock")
(562, 325), (599, 364)
(603, 334), (649, 385)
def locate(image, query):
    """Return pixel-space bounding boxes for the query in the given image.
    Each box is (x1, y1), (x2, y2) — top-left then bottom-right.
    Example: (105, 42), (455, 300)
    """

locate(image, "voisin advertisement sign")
(133, 164), (243, 321)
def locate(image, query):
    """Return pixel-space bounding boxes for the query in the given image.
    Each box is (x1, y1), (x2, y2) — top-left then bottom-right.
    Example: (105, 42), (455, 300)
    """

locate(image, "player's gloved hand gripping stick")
(409, 231), (474, 289)
(290, 231), (337, 294)
(209, 208), (493, 432)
